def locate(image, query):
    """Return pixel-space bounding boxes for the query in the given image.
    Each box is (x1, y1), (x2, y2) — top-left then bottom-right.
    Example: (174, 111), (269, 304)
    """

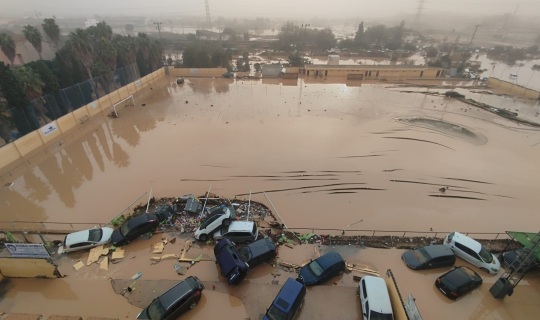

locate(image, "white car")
(194, 205), (236, 241)
(59, 227), (114, 253)
(213, 221), (259, 243)
(443, 231), (500, 274)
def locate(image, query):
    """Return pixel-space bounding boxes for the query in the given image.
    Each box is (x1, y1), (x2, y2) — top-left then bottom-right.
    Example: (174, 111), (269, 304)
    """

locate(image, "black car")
(402, 244), (456, 270)
(435, 266), (482, 300)
(222, 71), (234, 78)
(502, 248), (539, 273)
(298, 251), (345, 286)
(214, 238), (249, 285)
(137, 276), (204, 320)
(111, 213), (159, 246)
(238, 238), (278, 267)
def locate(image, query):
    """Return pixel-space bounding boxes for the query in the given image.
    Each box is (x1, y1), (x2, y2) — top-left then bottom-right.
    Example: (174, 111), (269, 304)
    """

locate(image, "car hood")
(101, 227), (114, 242)
(402, 250), (422, 269)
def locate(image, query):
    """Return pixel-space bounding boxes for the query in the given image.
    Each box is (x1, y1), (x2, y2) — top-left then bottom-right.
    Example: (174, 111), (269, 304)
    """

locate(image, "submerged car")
(214, 238), (249, 285)
(402, 244), (456, 270)
(222, 71), (235, 78)
(502, 248), (539, 273)
(194, 205), (236, 241)
(298, 251), (345, 286)
(60, 227), (114, 253)
(213, 220), (258, 243)
(137, 276), (204, 319)
(262, 277), (306, 320)
(238, 237), (278, 267)
(435, 266), (482, 300)
(111, 213), (159, 246)
(443, 231), (500, 274)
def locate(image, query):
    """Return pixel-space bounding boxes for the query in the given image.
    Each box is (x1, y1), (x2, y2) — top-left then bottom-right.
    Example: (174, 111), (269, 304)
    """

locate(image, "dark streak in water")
(232, 174), (338, 178)
(235, 183), (366, 196)
(383, 169), (402, 172)
(328, 191), (357, 194)
(383, 137), (455, 150)
(319, 170), (362, 173)
(301, 187), (385, 194)
(390, 179), (465, 189)
(338, 155), (384, 158)
(439, 177), (493, 185)
(280, 171), (307, 173)
(429, 195), (485, 201)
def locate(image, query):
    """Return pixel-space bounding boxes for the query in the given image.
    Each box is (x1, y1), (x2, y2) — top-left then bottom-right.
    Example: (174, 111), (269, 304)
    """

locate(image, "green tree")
(68, 28), (95, 81)
(42, 18), (60, 49)
(0, 62), (35, 134)
(0, 33), (16, 65)
(23, 25), (43, 59)
(354, 21), (365, 44)
(13, 66), (45, 100)
(112, 35), (138, 66)
(87, 21), (113, 42)
(0, 96), (13, 144)
(315, 28), (336, 50)
(288, 52), (305, 67)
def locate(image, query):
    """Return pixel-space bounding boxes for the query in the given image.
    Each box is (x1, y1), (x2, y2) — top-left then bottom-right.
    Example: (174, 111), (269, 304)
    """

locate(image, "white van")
(443, 231), (500, 274)
(359, 276), (394, 320)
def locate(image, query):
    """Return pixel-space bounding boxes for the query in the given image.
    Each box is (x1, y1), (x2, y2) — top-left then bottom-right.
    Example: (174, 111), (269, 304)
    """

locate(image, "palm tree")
(13, 66), (44, 100)
(42, 18), (60, 50)
(22, 25), (43, 59)
(68, 29), (94, 81)
(0, 98), (14, 144)
(0, 33), (16, 65)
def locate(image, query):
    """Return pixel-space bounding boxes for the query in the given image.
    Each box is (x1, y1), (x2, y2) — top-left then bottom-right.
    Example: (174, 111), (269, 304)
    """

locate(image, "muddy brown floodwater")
(1, 77), (540, 319)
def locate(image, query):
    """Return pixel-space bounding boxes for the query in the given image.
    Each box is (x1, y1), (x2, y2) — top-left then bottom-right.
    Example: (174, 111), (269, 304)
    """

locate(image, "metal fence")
(1, 63), (141, 144)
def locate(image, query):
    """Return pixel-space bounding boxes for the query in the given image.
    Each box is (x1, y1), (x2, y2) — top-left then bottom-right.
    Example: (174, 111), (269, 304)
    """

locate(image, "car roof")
(158, 277), (199, 309)
(441, 267), (478, 287)
(246, 238), (275, 253)
(449, 232), (482, 252)
(274, 278), (304, 312)
(422, 244), (455, 258)
(316, 251), (344, 268)
(215, 239), (246, 273)
(361, 276), (393, 314)
(129, 213), (157, 226)
(224, 221), (255, 232)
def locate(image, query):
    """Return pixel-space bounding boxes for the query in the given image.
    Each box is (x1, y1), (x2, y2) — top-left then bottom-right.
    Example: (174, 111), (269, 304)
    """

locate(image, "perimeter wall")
(0, 68), (167, 176)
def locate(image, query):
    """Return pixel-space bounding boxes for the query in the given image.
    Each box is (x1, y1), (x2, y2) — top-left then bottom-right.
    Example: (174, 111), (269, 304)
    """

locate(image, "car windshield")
(88, 228), (103, 242)
(369, 311), (394, 320)
(413, 248), (430, 263)
(479, 247), (493, 263)
(120, 222), (132, 236)
(238, 246), (252, 262)
(266, 305), (287, 320)
(309, 260), (324, 276)
(146, 298), (166, 320)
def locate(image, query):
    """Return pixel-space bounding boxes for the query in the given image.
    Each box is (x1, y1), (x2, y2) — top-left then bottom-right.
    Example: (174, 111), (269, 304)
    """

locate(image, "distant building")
(85, 19), (100, 28)
(196, 30), (230, 41)
(261, 64), (283, 77)
(328, 55), (340, 65)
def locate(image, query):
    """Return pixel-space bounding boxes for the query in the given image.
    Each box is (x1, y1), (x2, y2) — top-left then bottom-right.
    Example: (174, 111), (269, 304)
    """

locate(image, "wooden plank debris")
(73, 260), (84, 271)
(279, 261), (301, 270)
(87, 245), (106, 265)
(152, 242), (164, 254)
(346, 263), (380, 276)
(180, 240), (192, 260)
(111, 248), (125, 261)
(99, 257), (109, 271)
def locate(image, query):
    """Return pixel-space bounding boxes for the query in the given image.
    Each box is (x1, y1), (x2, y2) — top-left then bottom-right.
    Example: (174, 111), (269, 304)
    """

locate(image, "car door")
(360, 279), (368, 320)
(165, 297), (188, 320)
(454, 242), (479, 266)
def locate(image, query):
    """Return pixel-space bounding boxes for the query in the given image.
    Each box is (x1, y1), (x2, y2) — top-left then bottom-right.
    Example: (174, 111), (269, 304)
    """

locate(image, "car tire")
(190, 302), (197, 309)
(199, 234), (209, 242)
(223, 219), (231, 226)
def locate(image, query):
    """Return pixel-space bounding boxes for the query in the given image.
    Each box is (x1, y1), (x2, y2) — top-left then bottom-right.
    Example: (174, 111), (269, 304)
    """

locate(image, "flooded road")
(1, 76), (540, 318)
(2, 77), (540, 235)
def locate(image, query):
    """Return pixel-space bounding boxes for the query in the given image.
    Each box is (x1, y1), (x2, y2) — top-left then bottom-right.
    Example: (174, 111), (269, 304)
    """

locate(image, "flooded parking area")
(1, 76), (540, 318)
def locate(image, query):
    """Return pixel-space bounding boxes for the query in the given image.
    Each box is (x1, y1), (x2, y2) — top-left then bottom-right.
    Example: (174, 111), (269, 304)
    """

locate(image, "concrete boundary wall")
(0, 68), (165, 175)
(0, 258), (59, 278)
(170, 67), (227, 77)
(488, 77), (540, 99)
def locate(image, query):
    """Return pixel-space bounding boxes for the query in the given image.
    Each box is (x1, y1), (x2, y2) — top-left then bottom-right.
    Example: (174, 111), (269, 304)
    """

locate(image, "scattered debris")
(174, 263), (185, 275)
(73, 260), (84, 271)
(111, 248), (125, 263)
(152, 242), (164, 254)
(131, 272), (143, 281)
(99, 257), (109, 271)
(87, 245), (109, 265)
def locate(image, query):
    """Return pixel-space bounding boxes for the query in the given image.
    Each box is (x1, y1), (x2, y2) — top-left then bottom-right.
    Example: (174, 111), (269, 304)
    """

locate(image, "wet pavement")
(1, 76), (540, 318)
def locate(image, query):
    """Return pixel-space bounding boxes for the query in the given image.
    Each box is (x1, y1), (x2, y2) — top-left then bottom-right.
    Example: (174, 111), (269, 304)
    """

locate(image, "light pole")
(153, 21), (163, 42)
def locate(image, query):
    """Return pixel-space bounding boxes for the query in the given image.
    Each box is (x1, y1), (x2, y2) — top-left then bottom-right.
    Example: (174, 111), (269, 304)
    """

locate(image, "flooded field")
(1, 76), (540, 319)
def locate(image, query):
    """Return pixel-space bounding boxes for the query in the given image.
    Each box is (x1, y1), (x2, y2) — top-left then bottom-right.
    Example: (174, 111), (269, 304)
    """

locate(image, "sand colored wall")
(0, 68), (165, 174)
(13, 132), (43, 157)
(0, 258), (59, 278)
(488, 77), (540, 99)
(170, 68), (228, 77)
(304, 66), (444, 80)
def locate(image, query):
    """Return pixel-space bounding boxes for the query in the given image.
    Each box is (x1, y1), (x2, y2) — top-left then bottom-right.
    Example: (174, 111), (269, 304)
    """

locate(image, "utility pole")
(153, 21), (163, 42)
(460, 24), (480, 73)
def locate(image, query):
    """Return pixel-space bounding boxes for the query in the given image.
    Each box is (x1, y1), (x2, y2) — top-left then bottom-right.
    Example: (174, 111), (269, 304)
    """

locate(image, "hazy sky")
(2, 0), (538, 19)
